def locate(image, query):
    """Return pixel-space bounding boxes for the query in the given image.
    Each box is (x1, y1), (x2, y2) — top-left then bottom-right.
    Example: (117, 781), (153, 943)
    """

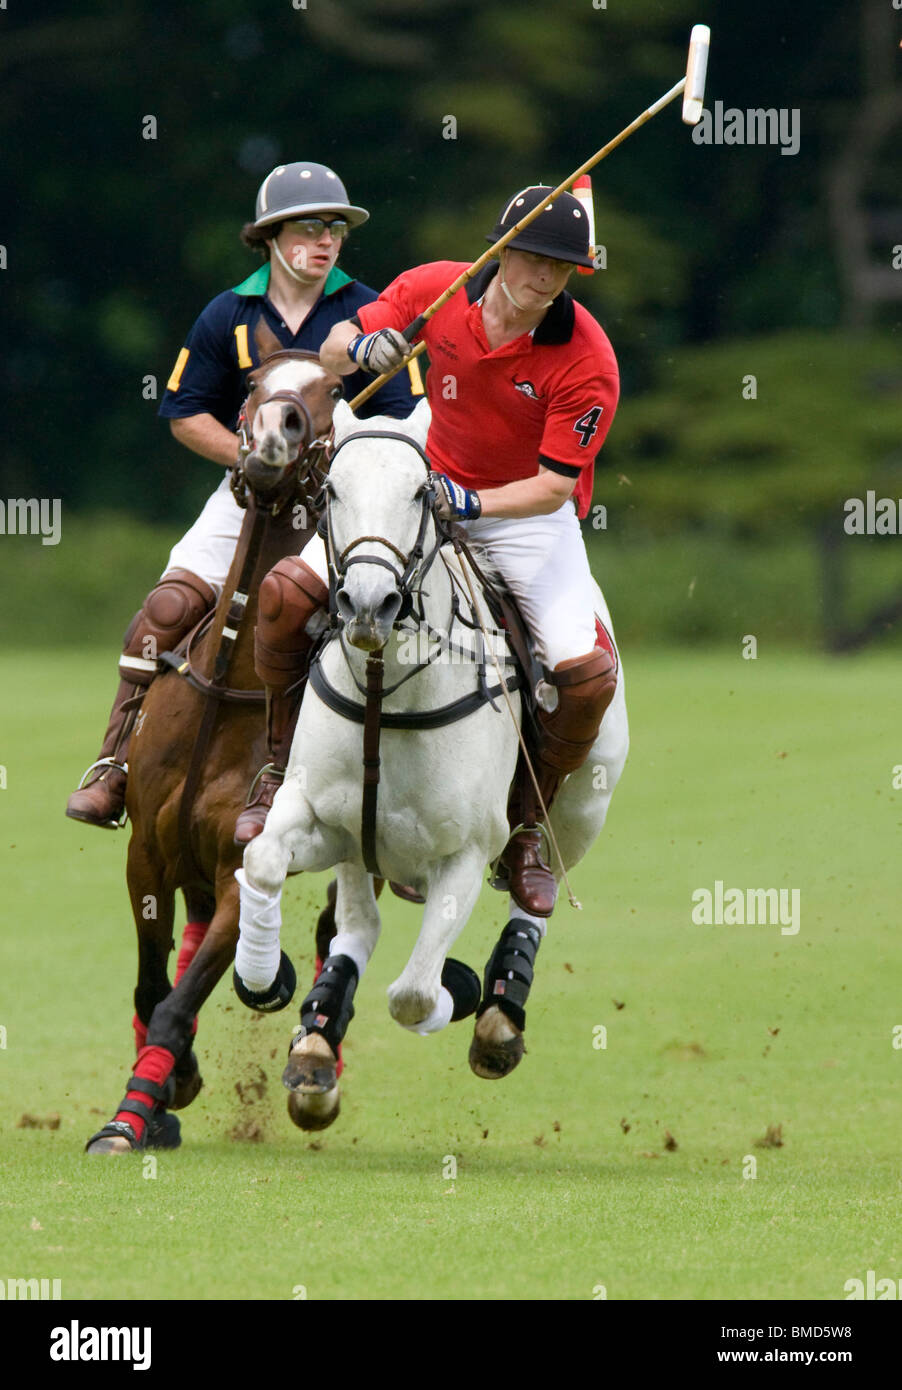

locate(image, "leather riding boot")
(65, 677), (140, 827)
(501, 645), (618, 917)
(66, 569), (215, 829)
(234, 556), (329, 846)
(234, 684), (303, 844)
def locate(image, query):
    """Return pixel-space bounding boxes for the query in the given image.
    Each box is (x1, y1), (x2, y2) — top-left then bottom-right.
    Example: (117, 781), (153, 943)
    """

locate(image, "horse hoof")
(287, 1088), (341, 1131)
(468, 1005), (526, 1080)
(85, 1134), (134, 1156)
(171, 1052), (203, 1111)
(282, 1033), (338, 1094)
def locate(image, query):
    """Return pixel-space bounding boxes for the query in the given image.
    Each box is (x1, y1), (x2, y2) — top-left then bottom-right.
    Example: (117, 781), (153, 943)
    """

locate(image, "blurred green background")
(2, 0), (901, 650)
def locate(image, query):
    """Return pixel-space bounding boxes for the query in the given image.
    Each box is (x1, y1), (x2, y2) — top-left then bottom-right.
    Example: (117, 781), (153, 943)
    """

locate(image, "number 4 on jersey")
(573, 405), (604, 448)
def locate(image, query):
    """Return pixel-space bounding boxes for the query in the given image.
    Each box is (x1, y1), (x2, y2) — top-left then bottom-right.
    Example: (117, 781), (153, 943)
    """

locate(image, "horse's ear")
(332, 398), (357, 443)
(404, 397), (432, 451)
(253, 317), (283, 363)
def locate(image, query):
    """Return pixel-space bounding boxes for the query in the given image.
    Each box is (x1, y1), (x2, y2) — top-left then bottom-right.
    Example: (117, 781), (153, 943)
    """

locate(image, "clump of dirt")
(17, 1113), (61, 1130)
(661, 1040), (707, 1060)
(227, 1061), (272, 1143)
(663, 1130), (678, 1152)
(755, 1123), (784, 1149)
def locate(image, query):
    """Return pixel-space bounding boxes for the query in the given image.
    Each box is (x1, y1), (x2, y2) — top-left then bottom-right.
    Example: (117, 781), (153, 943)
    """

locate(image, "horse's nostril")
(284, 409), (301, 436)
(377, 592), (402, 624)
(335, 589), (354, 622)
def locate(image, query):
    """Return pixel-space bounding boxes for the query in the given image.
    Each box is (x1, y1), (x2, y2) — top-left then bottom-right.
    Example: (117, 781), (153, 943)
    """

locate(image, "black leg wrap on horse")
(298, 954), (359, 1053)
(84, 1073), (177, 1153)
(233, 950), (297, 1013)
(442, 957), (482, 1022)
(476, 919), (542, 1033)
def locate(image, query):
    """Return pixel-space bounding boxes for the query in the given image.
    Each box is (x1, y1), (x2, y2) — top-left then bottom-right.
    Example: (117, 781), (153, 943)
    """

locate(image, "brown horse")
(86, 346), (345, 1155)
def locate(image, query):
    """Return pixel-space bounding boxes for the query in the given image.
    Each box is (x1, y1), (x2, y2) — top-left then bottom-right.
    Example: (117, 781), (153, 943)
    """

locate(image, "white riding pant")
(300, 499), (601, 671)
(162, 474), (244, 597)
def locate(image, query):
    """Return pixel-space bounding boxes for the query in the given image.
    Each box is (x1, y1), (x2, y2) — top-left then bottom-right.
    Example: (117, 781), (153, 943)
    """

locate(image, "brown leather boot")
(234, 556), (329, 846)
(66, 569), (215, 829)
(66, 677), (138, 827)
(501, 646), (618, 917)
(234, 685), (301, 845)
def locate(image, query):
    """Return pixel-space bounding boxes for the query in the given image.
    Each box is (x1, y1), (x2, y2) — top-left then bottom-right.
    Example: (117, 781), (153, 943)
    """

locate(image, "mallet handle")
(349, 76), (687, 411)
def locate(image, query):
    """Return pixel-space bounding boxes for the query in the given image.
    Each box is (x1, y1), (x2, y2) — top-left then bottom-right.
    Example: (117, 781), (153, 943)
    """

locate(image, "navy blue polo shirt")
(159, 263), (420, 427)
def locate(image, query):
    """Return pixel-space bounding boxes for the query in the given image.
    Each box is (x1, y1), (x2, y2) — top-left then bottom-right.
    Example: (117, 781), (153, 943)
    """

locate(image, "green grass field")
(1, 648), (899, 1301)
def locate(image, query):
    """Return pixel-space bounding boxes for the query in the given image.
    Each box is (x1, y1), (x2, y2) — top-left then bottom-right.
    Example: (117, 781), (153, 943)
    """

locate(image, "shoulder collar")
(464, 261), (574, 343)
(231, 263), (354, 298)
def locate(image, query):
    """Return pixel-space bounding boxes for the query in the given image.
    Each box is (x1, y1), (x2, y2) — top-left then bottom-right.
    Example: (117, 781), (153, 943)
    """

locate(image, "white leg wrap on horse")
(399, 985), (454, 1036)
(509, 901), (549, 937)
(234, 867), (283, 992)
(326, 932), (372, 979)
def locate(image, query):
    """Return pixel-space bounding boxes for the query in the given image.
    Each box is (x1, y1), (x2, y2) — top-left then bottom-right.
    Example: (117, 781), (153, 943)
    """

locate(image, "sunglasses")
(283, 217), (350, 240)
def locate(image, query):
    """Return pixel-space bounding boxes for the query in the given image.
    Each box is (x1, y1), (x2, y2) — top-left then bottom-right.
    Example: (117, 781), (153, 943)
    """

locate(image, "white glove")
(347, 328), (410, 375)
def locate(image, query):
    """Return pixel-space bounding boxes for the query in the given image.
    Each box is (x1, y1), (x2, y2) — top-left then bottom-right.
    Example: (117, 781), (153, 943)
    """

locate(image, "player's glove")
(346, 328), (410, 375)
(434, 474), (482, 521)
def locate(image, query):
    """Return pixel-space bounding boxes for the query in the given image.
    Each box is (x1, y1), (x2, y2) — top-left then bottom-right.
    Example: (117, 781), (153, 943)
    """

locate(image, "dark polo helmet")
(252, 162), (369, 231)
(486, 185), (594, 268)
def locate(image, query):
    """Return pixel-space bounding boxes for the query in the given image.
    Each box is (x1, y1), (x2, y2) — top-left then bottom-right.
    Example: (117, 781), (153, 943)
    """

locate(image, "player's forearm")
(477, 469), (577, 519)
(169, 414), (240, 469)
(320, 321), (361, 376)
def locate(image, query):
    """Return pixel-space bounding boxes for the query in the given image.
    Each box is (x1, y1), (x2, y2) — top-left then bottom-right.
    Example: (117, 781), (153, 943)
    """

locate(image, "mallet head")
(682, 24), (711, 125)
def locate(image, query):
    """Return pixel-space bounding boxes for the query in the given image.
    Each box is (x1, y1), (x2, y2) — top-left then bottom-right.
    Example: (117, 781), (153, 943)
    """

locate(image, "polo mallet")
(348, 23), (710, 411)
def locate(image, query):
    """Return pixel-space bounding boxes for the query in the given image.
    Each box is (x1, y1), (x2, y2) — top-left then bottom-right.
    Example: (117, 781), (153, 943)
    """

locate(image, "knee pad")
(120, 569), (215, 686)
(538, 647), (618, 776)
(255, 557), (329, 688)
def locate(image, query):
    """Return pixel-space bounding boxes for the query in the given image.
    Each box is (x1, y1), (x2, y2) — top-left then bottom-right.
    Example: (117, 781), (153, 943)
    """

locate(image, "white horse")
(234, 399), (629, 1127)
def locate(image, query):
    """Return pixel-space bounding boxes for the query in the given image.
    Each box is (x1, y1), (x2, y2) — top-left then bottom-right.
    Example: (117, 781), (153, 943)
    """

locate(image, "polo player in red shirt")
(254, 186), (621, 919)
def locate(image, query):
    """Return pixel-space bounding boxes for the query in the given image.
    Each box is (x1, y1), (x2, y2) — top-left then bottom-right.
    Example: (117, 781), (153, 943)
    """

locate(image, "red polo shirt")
(354, 260), (619, 518)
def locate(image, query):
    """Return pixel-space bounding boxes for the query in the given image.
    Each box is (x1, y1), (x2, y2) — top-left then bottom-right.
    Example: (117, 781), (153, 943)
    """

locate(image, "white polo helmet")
(252, 162), (369, 231)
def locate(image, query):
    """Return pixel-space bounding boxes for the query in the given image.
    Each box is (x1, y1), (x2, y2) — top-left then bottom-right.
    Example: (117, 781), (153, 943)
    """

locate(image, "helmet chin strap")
(499, 251), (553, 311)
(271, 238), (317, 285)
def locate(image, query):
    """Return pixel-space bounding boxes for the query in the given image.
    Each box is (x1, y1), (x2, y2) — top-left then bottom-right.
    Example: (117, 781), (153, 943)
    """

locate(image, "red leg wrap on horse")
(132, 1013), (147, 1053)
(114, 1044), (176, 1143)
(175, 921), (208, 984)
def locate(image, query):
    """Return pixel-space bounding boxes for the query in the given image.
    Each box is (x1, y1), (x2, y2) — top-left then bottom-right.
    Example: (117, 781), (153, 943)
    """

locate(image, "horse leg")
(386, 848), (485, 1029)
(284, 863), (381, 1132)
(86, 878), (241, 1155)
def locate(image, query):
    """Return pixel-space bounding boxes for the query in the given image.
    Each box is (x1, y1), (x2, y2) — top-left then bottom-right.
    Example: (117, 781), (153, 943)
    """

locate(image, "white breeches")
(300, 499), (603, 670)
(162, 474), (244, 596)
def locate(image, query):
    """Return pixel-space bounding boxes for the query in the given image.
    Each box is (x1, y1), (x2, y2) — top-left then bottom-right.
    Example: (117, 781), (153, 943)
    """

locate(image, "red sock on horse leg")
(133, 1013), (148, 1052)
(174, 921), (209, 984)
(114, 1044), (176, 1145)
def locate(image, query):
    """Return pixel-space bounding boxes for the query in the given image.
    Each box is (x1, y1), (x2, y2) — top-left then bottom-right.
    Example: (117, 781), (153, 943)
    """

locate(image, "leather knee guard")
(255, 557), (329, 690)
(537, 646), (618, 778)
(119, 569), (215, 688)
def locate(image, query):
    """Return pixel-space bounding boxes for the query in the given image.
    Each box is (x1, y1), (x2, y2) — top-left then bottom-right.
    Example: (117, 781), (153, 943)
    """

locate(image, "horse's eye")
(330, 385), (342, 401)
(246, 377), (256, 392)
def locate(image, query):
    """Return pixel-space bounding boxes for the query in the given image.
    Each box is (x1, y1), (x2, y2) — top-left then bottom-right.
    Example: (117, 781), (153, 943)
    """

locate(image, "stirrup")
(243, 762), (284, 805)
(488, 821), (552, 892)
(74, 757), (129, 828)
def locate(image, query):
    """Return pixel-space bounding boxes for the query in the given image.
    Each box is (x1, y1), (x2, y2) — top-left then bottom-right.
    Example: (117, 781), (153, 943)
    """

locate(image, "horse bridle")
(321, 431), (443, 623)
(233, 377), (333, 514)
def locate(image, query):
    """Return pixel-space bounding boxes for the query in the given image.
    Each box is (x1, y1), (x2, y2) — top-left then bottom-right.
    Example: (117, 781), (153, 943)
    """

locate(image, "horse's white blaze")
(252, 359), (327, 463)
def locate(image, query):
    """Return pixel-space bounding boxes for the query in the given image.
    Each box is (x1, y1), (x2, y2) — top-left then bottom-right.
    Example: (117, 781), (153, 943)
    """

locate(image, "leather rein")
(311, 430), (521, 879)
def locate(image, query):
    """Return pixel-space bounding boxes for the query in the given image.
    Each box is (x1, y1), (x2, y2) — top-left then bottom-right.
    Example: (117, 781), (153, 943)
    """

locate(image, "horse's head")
(324, 398), (435, 651)
(240, 350), (343, 496)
